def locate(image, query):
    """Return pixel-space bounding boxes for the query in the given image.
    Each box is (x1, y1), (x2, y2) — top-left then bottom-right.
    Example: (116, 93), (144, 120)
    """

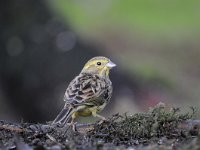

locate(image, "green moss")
(1, 104), (198, 149)
(87, 103), (195, 146)
(47, 0), (200, 37)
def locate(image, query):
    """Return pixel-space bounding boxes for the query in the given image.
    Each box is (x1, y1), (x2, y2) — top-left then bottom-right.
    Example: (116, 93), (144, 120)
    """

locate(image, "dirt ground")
(0, 104), (200, 150)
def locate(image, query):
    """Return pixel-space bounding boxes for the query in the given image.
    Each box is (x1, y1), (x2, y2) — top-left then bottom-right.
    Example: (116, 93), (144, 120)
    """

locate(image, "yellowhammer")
(52, 56), (116, 130)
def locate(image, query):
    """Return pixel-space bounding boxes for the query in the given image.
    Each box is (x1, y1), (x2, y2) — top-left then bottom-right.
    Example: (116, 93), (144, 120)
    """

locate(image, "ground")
(0, 104), (200, 150)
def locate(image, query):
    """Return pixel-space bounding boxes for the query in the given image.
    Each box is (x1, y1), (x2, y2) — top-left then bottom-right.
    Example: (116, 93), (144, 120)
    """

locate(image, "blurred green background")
(0, 0), (200, 122)
(49, 0), (200, 37)
(47, 0), (200, 106)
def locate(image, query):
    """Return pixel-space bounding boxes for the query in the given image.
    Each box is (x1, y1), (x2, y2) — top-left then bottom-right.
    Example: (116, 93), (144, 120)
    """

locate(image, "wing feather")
(64, 73), (111, 106)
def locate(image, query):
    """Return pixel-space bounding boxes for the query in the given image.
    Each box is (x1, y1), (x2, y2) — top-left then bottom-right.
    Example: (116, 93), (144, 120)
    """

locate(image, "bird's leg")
(92, 110), (107, 124)
(70, 113), (77, 131)
(65, 119), (77, 131)
(95, 114), (106, 120)
(71, 119), (77, 132)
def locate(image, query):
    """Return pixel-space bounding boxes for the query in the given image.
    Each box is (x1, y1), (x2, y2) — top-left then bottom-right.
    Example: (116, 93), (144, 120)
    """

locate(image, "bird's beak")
(106, 61), (116, 68)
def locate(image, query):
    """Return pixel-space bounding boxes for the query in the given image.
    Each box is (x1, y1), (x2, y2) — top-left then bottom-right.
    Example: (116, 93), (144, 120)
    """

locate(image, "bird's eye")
(97, 62), (101, 66)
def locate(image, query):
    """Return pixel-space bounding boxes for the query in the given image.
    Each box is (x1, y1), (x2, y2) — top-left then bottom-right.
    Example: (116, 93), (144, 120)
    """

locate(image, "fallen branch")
(0, 125), (24, 133)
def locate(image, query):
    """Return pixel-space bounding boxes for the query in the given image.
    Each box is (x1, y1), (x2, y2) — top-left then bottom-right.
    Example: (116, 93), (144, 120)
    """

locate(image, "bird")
(52, 56), (116, 130)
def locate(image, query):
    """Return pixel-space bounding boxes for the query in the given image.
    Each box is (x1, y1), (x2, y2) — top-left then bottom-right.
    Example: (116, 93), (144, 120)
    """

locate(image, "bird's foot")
(97, 118), (108, 125)
(72, 122), (77, 132)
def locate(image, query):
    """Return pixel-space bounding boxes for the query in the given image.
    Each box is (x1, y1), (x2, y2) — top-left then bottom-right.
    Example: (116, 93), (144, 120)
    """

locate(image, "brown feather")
(64, 73), (112, 106)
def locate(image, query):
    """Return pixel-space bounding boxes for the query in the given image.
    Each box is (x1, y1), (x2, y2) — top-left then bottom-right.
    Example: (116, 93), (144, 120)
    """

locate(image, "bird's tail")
(52, 105), (74, 126)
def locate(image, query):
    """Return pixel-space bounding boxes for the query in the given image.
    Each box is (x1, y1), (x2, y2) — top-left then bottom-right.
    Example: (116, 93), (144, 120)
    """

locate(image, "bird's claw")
(97, 118), (108, 125)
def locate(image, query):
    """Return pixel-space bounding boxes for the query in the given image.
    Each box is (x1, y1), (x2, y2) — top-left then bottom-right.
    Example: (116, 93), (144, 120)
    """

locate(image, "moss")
(87, 103), (195, 146)
(0, 104), (199, 149)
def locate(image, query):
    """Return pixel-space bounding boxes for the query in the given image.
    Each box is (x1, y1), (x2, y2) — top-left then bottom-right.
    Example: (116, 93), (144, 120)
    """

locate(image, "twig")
(0, 125), (25, 133)
(46, 133), (57, 143)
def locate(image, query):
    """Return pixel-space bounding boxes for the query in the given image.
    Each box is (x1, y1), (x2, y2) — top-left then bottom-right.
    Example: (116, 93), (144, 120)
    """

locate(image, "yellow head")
(81, 56), (116, 77)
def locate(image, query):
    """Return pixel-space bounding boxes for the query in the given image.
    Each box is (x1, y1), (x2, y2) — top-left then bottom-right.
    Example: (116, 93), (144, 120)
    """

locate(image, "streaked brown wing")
(64, 73), (108, 106)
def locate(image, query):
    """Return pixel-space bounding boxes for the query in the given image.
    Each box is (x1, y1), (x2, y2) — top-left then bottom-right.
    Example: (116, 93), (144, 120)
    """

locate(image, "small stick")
(0, 125), (24, 133)
(46, 133), (57, 143)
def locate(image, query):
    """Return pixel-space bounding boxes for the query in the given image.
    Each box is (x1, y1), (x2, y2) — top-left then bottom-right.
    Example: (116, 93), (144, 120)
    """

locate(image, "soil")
(0, 104), (200, 150)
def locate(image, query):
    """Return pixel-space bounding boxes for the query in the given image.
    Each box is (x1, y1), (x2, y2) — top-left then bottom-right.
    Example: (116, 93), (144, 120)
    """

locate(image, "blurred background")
(0, 0), (200, 123)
